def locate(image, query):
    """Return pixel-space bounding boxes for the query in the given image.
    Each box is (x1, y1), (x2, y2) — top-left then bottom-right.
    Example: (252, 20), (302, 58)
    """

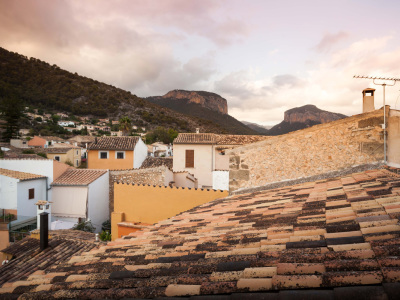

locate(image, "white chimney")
(35, 200), (51, 229)
(196, 128), (200, 134)
(362, 88), (375, 113)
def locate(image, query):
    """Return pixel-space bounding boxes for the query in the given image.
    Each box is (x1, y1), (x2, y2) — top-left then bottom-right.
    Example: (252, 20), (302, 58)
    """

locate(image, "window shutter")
(185, 150), (194, 168)
(29, 188), (35, 199)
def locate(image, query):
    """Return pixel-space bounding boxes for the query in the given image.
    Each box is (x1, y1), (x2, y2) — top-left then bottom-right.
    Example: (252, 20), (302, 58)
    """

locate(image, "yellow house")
(87, 137), (147, 170)
(45, 146), (82, 167)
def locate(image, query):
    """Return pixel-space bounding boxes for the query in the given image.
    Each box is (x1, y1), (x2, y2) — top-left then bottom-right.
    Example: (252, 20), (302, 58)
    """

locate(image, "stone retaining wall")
(228, 109), (386, 192)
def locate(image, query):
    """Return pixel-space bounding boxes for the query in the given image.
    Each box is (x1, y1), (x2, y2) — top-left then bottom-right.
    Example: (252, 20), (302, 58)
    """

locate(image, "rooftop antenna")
(353, 75), (400, 164)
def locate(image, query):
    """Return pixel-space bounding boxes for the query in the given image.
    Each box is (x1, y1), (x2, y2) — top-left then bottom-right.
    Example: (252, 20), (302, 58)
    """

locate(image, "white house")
(50, 169), (109, 233)
(173, 133), (268, 190)
(0, 168), (47, 219)
(58, 121), (75, 127)
(0, 158), (71, 202)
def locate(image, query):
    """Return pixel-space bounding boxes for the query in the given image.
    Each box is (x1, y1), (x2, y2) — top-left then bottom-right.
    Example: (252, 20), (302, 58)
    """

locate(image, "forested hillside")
(0, 47), (229, 133)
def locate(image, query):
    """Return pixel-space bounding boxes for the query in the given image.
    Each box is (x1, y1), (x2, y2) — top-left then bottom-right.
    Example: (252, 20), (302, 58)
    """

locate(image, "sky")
(1, 0), (400, 125)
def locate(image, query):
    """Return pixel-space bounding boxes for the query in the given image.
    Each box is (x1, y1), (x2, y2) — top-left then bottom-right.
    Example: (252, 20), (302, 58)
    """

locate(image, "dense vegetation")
(146, 98), (258, 135)
(0, 47), (228, 134)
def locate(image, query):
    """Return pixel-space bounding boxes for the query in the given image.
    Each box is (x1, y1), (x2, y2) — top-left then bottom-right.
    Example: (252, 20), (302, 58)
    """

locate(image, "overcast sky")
(1, 0), (399, 125)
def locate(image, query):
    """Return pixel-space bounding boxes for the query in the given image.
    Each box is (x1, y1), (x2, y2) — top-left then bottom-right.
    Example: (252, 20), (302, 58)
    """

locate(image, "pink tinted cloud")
(314, 31), (349, 53)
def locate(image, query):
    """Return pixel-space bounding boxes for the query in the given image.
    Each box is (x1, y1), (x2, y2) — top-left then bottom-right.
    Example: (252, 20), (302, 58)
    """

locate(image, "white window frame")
(99, 151), (109, 159)
(115, 151), (125, 159)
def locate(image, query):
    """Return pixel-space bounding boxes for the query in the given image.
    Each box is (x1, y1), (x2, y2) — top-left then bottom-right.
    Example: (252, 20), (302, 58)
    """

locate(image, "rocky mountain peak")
(161, 90), (228, 114)
(284, 104), (346, 124)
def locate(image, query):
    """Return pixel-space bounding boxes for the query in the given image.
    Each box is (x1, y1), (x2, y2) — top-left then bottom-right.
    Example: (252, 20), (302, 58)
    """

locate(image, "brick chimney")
(362, 88), (375, 113)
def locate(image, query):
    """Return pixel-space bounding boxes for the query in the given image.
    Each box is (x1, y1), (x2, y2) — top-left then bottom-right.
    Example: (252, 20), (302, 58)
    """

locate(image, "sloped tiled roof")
(43, 147), (73, 154)
(2, 168), (400, 298)
(88, 136), (139, 150)
(51, 169), (107, 186)
(0, 234), (99, 287)
(40, 136), (66, 142)
(0, 168), (46, 181)
(140, 157), (173, 169)
(174, 133), (268, 145)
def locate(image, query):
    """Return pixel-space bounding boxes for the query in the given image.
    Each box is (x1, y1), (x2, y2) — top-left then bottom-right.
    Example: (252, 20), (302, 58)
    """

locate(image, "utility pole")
(353, 75), (400, 164)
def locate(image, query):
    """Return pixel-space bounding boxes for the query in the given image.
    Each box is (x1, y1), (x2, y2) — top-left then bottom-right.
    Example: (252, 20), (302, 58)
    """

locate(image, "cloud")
(215, 35), (400, 125)
(0, 0), (246, 95)
(314, 31), (349, 53)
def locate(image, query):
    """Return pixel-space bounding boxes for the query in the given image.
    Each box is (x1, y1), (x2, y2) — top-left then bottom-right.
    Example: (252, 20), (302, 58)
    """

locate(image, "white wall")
(88, 171), (109, 233)
(213, 170), (229, 191)
(0, 175), (18, 210)
(163, 168), (174, 186)
(173, 144), (213, 188)
(134, 138), (148, 169)
(17, 179), (47, 217)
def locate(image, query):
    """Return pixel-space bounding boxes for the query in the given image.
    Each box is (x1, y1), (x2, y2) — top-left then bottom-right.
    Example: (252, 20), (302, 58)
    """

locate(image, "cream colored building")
(173, 133), (268, 189)
(45, 145), (82, 167)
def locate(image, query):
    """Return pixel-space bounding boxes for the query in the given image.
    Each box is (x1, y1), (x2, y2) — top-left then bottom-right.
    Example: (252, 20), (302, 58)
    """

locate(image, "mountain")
(158, 90), (228, 114)
(267, 104), (347, 136)
(0, 47), (231, 134)
(241, 121), (272, 134)
(146, 91), (258, 135)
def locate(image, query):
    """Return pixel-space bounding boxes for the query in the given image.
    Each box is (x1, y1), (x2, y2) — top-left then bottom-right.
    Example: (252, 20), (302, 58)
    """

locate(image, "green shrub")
(72, 220), (96, 232)
(99, 230), (111, 241)
(22, 149), (35, 154)
(37, 152), (47, 158)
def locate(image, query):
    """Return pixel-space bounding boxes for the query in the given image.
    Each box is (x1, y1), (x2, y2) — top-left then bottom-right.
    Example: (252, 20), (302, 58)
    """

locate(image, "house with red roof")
(87, 136), (147, 170)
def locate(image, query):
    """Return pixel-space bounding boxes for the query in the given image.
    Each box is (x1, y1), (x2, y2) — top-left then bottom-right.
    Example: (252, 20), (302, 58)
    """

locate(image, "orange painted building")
(87, 137), (147, 170)
(111, 183), (229, 240)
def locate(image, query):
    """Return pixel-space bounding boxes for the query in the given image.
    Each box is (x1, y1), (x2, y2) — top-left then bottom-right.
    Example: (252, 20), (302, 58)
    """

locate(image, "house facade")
(0, 168), (47, 219)
(87, 136), (147, 170)
(173, 133), (267, 190)
(44, 146), (82, 167)
(50, 169), (109, 232)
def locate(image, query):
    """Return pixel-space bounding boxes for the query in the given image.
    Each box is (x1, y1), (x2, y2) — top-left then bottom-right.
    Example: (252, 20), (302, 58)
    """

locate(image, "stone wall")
(228, 109), (386, 192)
(109, 166), (172, 214)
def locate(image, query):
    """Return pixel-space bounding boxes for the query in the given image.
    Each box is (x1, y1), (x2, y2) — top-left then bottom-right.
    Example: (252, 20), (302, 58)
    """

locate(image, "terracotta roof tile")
(0, 168), (46, 181)
(0, 234), (99, 287)
(174, 133), (268, 145)
(51, 169), (107, 186)
(2, 168), (400, 298)
(88, 136), (139, 150)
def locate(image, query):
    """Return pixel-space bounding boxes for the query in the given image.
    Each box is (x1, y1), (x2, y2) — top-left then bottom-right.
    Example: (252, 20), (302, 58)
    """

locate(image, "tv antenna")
(353, 75), (400, 164)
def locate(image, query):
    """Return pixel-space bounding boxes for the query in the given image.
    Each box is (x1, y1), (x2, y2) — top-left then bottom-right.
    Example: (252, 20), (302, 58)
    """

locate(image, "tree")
(119, 116), (132, 136)
(0, 84), (24, 142)
(146, 127), (178, 144)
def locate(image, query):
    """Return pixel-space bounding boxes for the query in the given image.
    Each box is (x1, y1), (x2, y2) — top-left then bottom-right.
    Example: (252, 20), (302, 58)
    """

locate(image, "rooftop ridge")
(114, 181), (226, 192)
(232, 162), (386, 195)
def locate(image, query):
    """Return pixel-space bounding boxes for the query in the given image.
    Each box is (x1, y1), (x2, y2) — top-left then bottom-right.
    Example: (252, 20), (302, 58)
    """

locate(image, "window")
(116, 151), (125, 159)
(29, 188), (35, 199)
(75, 159), (79, 167)
(54, 156), (60, 161)
(185, 150), (194, 168)
(76, 150), (79, 155)
(99, 151), (108, 159)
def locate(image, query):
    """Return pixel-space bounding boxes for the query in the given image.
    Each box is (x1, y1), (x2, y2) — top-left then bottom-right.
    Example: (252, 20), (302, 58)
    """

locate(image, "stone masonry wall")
(228, 109), (386, 192)
(109, 166), (171, 215)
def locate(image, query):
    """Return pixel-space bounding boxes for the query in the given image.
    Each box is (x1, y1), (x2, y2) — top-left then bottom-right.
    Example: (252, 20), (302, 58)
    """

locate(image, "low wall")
(112, 183), (228, 240)
(228, 109), (386, 192)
